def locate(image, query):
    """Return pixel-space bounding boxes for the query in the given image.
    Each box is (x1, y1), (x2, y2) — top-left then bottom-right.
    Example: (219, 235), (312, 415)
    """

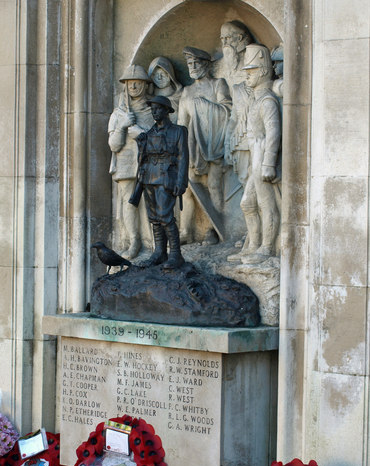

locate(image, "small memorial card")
(104, 421), (132, 456)
(18, 428), (48, 460)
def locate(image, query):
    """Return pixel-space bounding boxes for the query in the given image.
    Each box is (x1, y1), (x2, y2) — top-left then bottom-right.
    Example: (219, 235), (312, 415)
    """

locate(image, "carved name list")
(60, 338), (222, 466)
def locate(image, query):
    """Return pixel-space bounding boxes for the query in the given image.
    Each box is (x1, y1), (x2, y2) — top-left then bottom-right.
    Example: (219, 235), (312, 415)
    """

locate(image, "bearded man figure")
(212, 20), (253, 88)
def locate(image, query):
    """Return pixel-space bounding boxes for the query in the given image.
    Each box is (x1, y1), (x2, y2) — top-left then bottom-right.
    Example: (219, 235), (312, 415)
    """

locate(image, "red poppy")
(88, 432), (98, 442)
(135, 419), (155, 435)
(109, 415), (133, 426)
(129, 429), (143, 451)
(95, 422), (105, 435)
(142, 433), (162, 451)
(133, 449), (146, 464)
(74, 416), (166, 466)
(95, 434), (105, 455)
(144, 446), (165, 463)
(76, 441), (88, 458)
(82, 443), (96, 458)
(271, 460), (318, 466)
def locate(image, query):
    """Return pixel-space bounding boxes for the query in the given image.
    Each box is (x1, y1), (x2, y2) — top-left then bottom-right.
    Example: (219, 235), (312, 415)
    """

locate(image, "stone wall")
(0, 0), (60, 433)
(0, 1), (369, 465)
(278, 0), (370, 464)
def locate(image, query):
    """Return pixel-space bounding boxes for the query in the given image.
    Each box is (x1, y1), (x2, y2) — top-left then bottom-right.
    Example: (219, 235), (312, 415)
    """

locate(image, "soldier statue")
(108, 64), (153, 259)
(130, 96), (189, 269)
(178, 46), (231, 245)
(271, 44), (284, 99)
(227, 44), (281, 264)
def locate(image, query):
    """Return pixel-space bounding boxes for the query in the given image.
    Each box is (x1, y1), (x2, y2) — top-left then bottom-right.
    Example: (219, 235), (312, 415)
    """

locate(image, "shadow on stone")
(90, 262), (260, 327)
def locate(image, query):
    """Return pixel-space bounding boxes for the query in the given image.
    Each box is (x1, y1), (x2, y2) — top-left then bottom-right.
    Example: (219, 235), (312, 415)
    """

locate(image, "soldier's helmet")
(119, 64), (151, 82)
(271, 45), (284, 77)
(271, 45), (283, 62)
(242, 44), (273, 71)
(146, 96), (175, 113)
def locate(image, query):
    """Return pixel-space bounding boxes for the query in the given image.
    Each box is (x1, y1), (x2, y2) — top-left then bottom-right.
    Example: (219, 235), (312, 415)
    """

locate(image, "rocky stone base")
(219, 256), (280, 326)
(181, 240), (280, 326)
(90, 261), (260, 327)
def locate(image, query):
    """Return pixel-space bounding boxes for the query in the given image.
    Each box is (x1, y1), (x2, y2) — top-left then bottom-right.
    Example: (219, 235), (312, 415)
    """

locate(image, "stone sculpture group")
(108, 20), (283, 268)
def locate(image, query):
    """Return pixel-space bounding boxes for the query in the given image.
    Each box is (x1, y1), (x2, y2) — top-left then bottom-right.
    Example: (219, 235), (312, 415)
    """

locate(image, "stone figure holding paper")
(108, 65), (153, 259)
(177, 46), (231, 244)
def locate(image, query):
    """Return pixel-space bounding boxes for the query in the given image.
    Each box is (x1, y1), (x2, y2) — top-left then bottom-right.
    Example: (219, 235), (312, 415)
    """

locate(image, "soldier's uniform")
(134, 96), (189, 269)
(137, 120), (188, 225)
(239, 44), (281, 263)
(241, 85), (281, 250)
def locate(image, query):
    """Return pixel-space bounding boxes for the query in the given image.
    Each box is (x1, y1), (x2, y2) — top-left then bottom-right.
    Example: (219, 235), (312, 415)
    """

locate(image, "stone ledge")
(42, 314), (278, 354)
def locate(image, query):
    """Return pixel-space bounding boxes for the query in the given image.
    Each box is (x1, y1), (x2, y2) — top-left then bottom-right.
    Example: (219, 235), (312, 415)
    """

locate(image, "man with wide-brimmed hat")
(227, 44), (281, 264)
(132, 95), (189, 269)
(108, 64), (154, 259)
(178, 46), (231, 245)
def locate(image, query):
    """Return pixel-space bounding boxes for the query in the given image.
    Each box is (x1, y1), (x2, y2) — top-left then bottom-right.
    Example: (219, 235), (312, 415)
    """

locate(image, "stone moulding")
(42, 314), (279, 354)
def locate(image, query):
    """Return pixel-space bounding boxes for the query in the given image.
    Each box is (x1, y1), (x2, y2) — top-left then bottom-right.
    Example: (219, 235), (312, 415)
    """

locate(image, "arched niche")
(122, 0), (283, 242)
(110, 0), (284, 244)
(131, 0), (282, 86)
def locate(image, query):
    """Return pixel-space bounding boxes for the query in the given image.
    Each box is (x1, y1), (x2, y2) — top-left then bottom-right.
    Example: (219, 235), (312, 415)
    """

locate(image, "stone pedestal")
(43, 315), (278, 466)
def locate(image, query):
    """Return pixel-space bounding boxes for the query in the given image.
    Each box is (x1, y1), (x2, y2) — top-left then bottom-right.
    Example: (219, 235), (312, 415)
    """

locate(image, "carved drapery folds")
(107, 15), (283, 325)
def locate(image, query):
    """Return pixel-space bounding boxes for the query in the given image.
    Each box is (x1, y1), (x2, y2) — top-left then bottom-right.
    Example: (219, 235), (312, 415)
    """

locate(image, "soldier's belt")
(145, 153), (177, 163)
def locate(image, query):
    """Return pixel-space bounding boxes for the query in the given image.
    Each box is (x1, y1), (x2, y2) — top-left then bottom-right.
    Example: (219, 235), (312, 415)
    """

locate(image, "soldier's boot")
(140, 224), (168, 267)
(162, 220), (185, 269)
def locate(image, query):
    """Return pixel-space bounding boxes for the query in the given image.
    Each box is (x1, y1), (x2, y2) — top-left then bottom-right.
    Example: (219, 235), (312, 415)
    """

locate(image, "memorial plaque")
(60, 337), (222, 466)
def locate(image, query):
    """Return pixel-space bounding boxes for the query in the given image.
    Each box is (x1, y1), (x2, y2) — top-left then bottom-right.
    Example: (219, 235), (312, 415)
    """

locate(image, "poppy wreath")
(0, 432), (60, 466)
(272, 460), (318, 466)
(74, 415), (166, 466)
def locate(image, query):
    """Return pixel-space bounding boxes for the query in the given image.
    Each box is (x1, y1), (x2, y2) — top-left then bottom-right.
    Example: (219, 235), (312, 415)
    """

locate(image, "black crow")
(91, 242), (131, 273)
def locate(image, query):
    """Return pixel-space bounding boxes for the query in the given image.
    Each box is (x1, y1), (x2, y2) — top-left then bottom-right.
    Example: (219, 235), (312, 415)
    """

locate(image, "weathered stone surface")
(219, 257), (280, 326)
(90, 262), (260, 327)
(42, 314), (279, 353)
(41, 326), (278, 466)
(59, 338), (223, 466)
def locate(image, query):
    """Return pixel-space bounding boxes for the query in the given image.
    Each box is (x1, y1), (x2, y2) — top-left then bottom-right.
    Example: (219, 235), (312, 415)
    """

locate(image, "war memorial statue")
(92, 29), (284, 327)
(271, 44), (284, 99)
(108, 65), (153, 259)
(91, 81), (260, 327)
(212, 20), (254, 88)
(147, 56), (183, 123)
(177, 46), (232, 245)
(130, 95), (189, 269)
